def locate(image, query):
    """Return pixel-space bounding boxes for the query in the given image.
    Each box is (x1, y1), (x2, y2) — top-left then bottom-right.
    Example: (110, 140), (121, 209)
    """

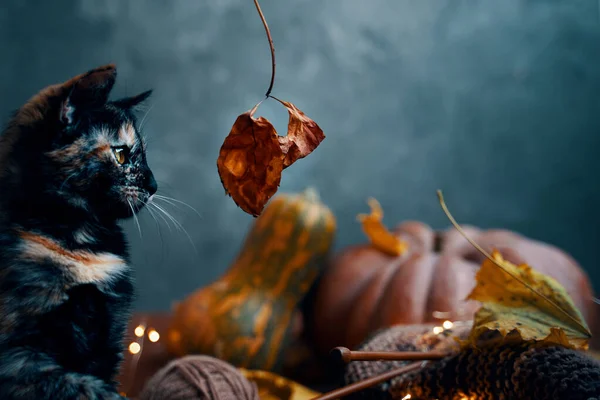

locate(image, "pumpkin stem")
(302, 187), (320, 202)
(433, 232), (444, 252)
(436, 189), (591, 337)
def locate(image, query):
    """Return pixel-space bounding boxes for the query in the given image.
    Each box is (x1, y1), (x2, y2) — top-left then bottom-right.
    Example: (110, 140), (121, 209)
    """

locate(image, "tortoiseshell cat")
(0, 65), (156, 399)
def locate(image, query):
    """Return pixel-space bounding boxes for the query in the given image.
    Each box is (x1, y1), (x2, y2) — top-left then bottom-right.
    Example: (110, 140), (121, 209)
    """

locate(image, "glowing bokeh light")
(129, 342), (141, 354)
(442, 320), (454, 330)
(134, 325), (145, 337)
(148, 329), (160, 343)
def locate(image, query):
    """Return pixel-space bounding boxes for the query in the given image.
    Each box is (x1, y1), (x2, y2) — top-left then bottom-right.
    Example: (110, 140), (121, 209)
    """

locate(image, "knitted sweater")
(344, 324), (600, 400)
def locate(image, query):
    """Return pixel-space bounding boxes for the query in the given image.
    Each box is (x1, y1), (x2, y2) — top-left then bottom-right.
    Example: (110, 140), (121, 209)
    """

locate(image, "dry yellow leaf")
(240, 369), (321, 400)
(357, 198), (408, 257)
(437, 190), (592, 351)
(467, 250), (591, 349)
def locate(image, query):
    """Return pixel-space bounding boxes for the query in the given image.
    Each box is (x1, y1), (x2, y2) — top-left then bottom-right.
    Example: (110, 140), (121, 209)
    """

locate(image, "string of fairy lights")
(396, 314), (474, 400)
(121, 311), (471, 399)
(129, 324), (160, 355)
(120, 319), (163, 397)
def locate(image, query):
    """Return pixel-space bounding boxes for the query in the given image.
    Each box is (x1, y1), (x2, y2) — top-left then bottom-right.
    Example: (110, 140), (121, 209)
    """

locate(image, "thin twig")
(253, 0), (276, 97)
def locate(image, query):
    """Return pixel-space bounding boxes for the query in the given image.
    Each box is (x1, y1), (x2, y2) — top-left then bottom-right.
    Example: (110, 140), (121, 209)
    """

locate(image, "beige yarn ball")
(139, 355), (259, 400)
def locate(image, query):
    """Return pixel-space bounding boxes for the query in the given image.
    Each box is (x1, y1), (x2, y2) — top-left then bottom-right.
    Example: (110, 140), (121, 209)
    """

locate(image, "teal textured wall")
(0, 0), (598, 310)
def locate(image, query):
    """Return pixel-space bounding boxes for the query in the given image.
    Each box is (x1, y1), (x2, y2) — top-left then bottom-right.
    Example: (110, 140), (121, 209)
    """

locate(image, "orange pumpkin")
(310, 220), (600, 353)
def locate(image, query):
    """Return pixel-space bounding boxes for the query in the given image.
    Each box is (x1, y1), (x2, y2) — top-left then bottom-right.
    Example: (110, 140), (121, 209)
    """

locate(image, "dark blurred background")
(0, 0), (598, 310)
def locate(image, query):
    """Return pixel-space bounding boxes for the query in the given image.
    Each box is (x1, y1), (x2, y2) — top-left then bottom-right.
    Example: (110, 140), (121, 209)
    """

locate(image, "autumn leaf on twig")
(467, 250), (591, 350)
(216, 0), (325, 216)
(357, 198), (408, 257)
(437, 190), (592, 350)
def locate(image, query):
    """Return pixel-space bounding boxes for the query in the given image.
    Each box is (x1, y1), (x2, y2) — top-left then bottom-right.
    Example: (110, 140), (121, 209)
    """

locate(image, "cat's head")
(0, 65), (157, 221)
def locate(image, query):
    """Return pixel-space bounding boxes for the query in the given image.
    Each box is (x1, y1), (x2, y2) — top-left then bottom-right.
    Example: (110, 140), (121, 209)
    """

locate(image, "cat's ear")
(14, 64), (117, 127)
(111, 90), (153, 112)
(60, 65), (117, 125)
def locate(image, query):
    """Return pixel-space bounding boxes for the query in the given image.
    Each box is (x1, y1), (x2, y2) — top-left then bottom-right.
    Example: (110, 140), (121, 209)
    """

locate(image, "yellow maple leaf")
(437, 190), (591, 350)
(357, 198), (408, 257)
(467, 250), (590, 349)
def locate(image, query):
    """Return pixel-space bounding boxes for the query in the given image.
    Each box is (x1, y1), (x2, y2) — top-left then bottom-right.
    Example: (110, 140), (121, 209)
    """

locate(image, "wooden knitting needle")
(310, 361), (424, 400)
(330, 347), (448, 364)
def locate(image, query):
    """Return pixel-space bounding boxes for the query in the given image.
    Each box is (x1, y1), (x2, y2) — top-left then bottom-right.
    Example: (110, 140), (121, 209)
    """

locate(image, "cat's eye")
(112, 147), (129, 165)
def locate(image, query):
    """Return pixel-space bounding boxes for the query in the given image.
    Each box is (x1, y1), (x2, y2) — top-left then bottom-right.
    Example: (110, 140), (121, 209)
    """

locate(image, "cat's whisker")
(152, 203), (189, 242)
(140, 201), (166, 249)
(151, 203), (184, 233)
(143, 201), (172, 233)
(138, 103), (154, 132)
(147, 203), (173, 233)
(127, 199), (143, 239)
(144, 204), (167, 262)
(151, 202), (197, 255)
(144, 204), (160, 228)
(153, 195), (202, 218)
(152, 197), (184, 213)
(144, 204), (165, 246)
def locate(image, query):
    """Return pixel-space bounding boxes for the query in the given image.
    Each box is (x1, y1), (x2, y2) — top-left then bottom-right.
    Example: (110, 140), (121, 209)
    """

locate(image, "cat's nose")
(144, 172), (158, 196)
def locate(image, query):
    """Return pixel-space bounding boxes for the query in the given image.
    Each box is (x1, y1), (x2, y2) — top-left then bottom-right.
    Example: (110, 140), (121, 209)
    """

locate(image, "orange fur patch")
(46, 138), (86, 164)
(19, 231), (127, 285)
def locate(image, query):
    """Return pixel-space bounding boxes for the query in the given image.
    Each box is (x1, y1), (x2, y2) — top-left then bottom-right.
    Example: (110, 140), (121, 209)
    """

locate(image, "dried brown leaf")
(217, 106), (283, 216)
(218, 100), (325, 216)
(275, 99), (325, 168)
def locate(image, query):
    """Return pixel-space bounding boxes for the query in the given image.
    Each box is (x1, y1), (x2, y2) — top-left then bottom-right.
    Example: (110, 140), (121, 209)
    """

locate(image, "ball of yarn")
(139, 355), (259, 400)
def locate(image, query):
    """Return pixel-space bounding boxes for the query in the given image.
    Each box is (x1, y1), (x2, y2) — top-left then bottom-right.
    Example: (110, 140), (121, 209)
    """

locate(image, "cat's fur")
(0, 65), (156, 399)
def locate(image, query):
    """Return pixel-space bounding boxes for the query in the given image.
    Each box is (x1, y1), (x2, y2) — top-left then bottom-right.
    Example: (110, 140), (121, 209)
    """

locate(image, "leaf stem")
(436, 190), (591, 337)
(253, 0), (276, 98)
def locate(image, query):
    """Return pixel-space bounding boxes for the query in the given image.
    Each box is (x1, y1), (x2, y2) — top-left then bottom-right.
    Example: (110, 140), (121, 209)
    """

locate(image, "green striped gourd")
(166, 188), (336, 372)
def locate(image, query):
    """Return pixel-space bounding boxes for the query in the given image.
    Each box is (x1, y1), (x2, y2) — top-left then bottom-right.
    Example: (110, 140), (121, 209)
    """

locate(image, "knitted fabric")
(391, 344), (600, 400)
(343, 323), (471, 400)
(344, 324), (600, 400)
